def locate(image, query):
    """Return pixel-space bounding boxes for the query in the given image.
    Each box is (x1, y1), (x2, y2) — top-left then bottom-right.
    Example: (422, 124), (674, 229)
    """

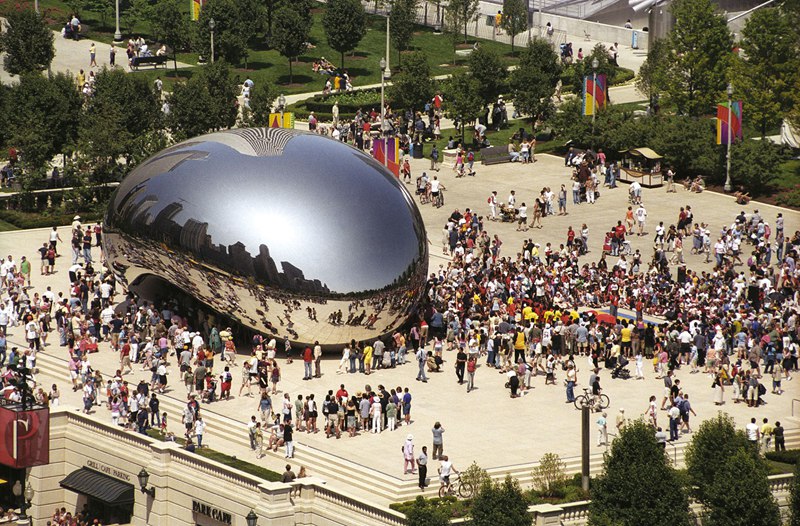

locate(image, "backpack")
(467, 151), (474, 162)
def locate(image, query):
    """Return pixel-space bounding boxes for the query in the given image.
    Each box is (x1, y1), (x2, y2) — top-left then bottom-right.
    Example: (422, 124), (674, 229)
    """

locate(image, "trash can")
(632, 31), (639, 50)
(412, 143), (424, 159)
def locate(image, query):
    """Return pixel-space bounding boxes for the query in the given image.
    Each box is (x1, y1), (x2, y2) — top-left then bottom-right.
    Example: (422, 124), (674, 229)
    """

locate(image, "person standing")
(89, 43), (97, 67)
(109, 45), (116, 66)
(247, 416), (259, 450)
(302, 345), (313, 380)
(668, 402), (680, 442)
(761, 418), (774, 452)
(774, 421), (786, 451)
(194, 416), (206, 447)
(430, 145), (440, 172)
(431, 422), (445, 460)
(746, 418), (760, 452)
(313, 341), (322, 378)
(635, 204), (647, 236)
(417, 446), (428, 490)
(403, 434), (416, 474)
(284, 421), (294, 458)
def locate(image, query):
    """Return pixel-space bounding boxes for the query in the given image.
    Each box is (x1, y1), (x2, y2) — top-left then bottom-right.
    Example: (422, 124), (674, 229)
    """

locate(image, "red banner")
(0, 406), (50, 468)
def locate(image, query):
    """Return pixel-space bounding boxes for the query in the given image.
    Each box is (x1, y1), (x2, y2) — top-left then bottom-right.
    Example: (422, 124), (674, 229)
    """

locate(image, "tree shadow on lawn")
(240, 61), (274, 71)
(276, 74), (315, 85)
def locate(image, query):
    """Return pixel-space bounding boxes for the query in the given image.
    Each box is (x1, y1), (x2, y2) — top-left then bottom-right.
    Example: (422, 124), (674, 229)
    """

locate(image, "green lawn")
(418, 119), (562, 163)
(0, 218), (19, 232)
(146, 429), (282, 482)
(7, 0), (519, 95)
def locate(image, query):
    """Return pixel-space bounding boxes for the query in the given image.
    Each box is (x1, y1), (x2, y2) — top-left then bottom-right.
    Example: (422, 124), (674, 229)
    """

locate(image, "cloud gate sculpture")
(103, 128), (429, 347)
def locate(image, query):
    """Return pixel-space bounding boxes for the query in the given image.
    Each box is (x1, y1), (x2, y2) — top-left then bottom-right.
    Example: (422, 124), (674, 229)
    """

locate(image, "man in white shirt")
(746, 417), (760, 450)
(438, 455), (458, 493)
(634, 205), (647, 236)
(629, 181), (642, 204)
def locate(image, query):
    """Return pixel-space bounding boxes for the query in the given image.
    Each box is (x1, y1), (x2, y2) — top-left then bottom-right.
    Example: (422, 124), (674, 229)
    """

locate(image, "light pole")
(12, 479), (34, 525)
(209, 18), (216, 64)
(724, 83), (733, 192)
(591, 57), (599, 148)
(114, 0), (122, 42)
(384, 12), (391, 168)
(278, 93), (286, 127)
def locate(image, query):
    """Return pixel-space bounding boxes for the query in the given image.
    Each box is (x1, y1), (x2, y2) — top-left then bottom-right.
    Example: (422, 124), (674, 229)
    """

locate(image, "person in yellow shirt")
(494, 11), (503, 34)
(363, 345), (373, 375)
(620, 323), (633, 356)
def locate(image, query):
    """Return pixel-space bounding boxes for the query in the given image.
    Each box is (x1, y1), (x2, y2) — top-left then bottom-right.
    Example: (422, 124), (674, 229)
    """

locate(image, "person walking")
(417, 445), (428, 490)
(466, 356), (477, 392)
(247, 416), (259, 450)
(403, 434), (416, 474)
(432, 422), (445, 460)
(194, 416), (206, 447)
(455, 347), (467, 384)
(89, 43), (97, 67)
(565, 362), (577, 402)
(596, 412), (608, 446)
(416, 347), (428, 382)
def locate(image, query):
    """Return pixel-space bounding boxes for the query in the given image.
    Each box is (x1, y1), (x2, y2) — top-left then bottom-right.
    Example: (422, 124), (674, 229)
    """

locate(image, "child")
(635, 352), (644, 380)
(160, 412), (168, 435)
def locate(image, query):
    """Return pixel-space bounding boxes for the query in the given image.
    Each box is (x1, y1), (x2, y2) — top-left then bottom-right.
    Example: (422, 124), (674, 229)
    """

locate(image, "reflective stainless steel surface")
(103, 128), (428, 346)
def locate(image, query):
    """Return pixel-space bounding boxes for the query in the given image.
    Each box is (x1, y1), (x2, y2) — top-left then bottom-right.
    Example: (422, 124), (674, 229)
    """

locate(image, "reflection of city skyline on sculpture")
(104, 128), (428, 346)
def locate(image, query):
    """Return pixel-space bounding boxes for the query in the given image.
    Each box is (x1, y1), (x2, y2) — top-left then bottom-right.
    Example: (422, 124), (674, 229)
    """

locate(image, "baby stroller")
(202, 378), (217, 404)
(611, 355), (630, 379)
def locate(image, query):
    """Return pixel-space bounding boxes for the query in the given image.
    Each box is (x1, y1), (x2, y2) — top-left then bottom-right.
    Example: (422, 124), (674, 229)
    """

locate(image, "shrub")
(531, 453), (567, 497)
(765, 449), (800, 465)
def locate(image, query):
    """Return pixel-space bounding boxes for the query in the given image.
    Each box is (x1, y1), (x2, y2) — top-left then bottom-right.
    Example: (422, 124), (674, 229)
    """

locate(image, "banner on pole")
(583, 74), (608, 116)
(372, 138), (400, 177)
(192, 0), (202, 21)
(716, 101), (743, 145)
(268, 113), (295, 128)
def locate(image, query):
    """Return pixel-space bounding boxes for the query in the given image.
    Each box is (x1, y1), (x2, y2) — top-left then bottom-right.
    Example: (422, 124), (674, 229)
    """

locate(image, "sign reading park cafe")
(193, 500), (233, 525)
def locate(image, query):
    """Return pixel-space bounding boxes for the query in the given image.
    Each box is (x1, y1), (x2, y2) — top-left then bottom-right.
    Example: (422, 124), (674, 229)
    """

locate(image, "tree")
(195, 0), (260, 66)
(149, 0), (190, 73)
(662, 0), (733, 116)
(446, 0), (480, 44)
(589, 420), (691, 526)
(167, 61), (237, 139)
(684, 413), (754, 502)
(323, 0), (367, 69)
(730, 139), (786, 195)
(509, 37), (561, 123)
(636, 38), (671, 107)
(405, 496), (450, 526)
(244, 82), (277, 126)
(564, 43), (615, 97)
(790, 460), (800, 526)
(647, 115), (717, 177)
(704, 449), (780, 526)
(390, 0), (419, 64)
(78, 68), (161, 182)
(272, 5), (310, 84)
(441, 70), (483, 144)
(501, 0), (527, 56)
(470, 475), (531, 526)
(387, 51), (434, 112)
(468, 46), (507, 106)
(0, 9), (55, 75)
(734, 7), (799, 137)
(6, 73), (81, 176)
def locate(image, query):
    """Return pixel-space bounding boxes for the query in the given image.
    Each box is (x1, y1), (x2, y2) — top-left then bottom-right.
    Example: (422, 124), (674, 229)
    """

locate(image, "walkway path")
(0, 17), (194, 86)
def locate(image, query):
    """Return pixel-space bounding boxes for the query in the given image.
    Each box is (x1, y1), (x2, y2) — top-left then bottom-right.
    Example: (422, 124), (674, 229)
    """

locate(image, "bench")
(130, 55), (168, 70)
(455, 48), (474, 57)
(480, 146), (510, 166)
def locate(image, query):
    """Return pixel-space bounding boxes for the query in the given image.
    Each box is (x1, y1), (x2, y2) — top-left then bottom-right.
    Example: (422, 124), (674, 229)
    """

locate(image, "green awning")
(60, 468), (135, 505)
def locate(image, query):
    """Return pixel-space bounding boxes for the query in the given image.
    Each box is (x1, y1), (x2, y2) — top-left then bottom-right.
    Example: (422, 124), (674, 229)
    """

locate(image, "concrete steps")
(32, 351), (800, 505)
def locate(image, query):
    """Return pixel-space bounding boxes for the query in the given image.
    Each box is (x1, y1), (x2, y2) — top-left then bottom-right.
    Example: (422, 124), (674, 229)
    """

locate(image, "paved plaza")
(1, 152), (798, 505)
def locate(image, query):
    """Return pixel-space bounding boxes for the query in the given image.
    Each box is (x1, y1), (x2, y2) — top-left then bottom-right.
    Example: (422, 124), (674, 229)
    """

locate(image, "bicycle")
(438, 473), (475, 499)
(573, 387), (610, 411)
